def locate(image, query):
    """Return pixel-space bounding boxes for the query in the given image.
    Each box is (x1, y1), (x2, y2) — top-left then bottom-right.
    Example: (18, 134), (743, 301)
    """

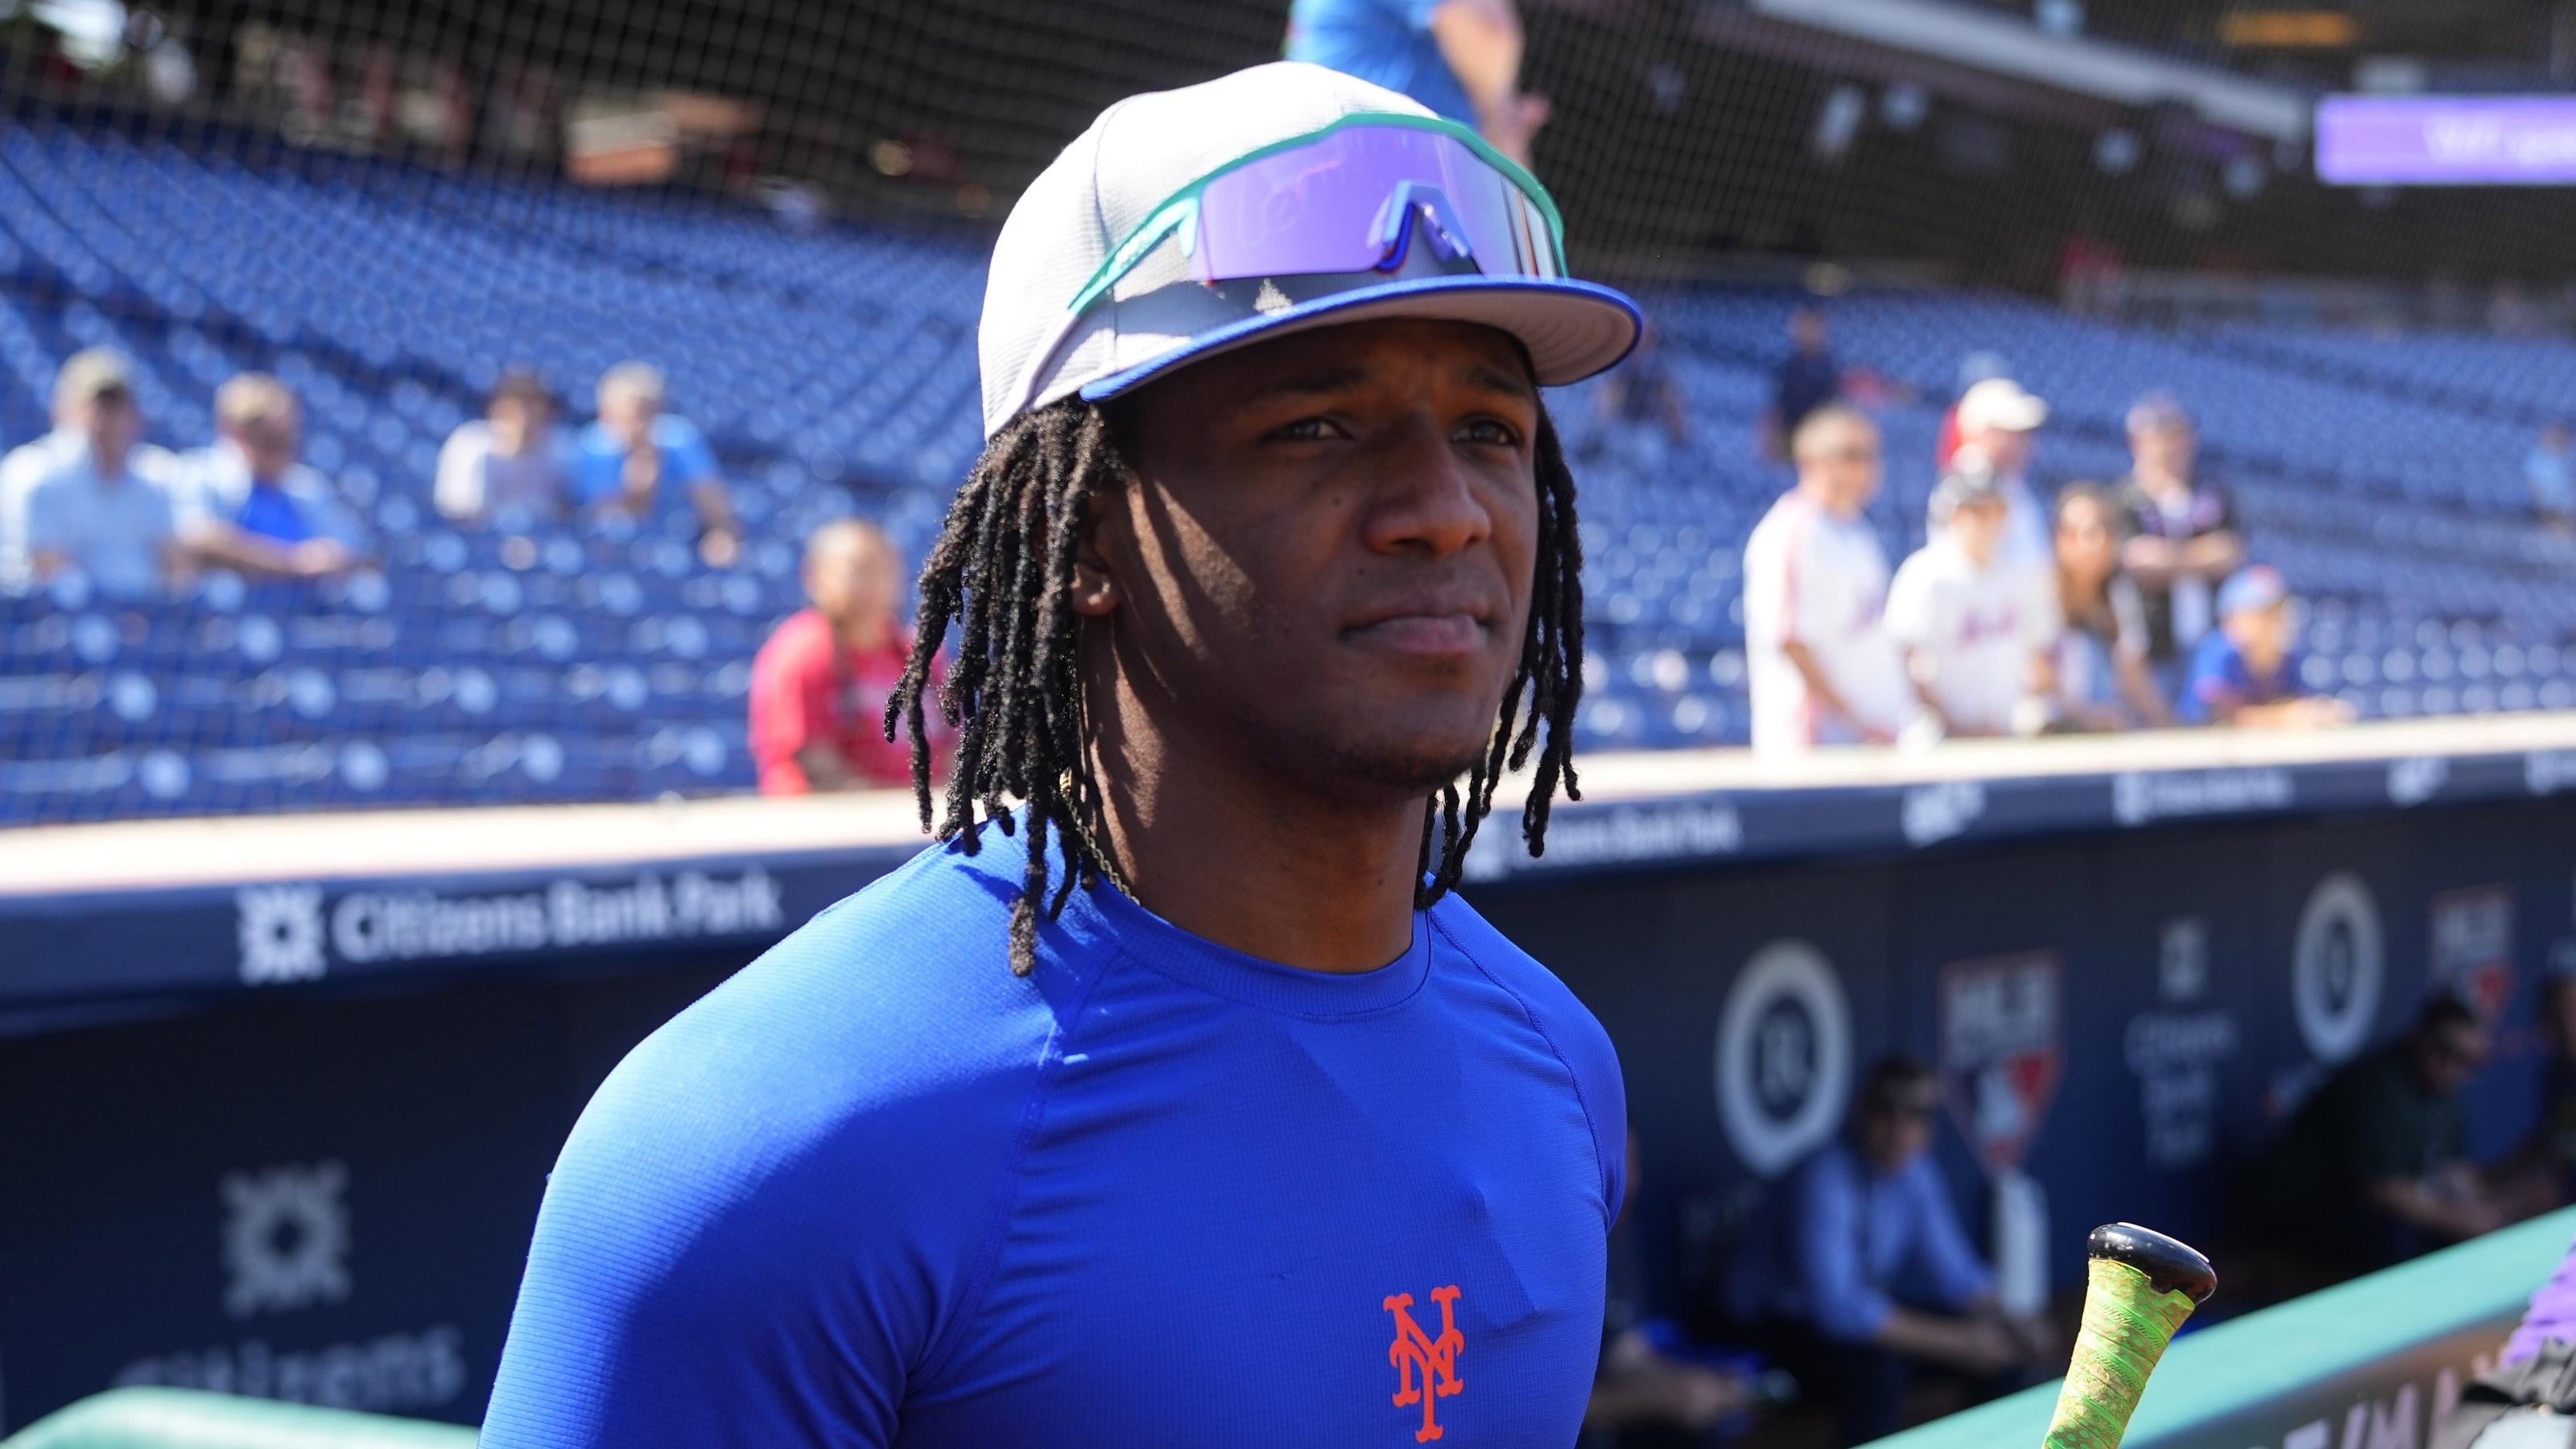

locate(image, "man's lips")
(1341, 597), (1501, 655)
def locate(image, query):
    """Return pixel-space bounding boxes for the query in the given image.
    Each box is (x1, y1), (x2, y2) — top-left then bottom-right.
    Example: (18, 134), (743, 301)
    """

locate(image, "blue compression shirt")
(481, 821), (1626, 1446)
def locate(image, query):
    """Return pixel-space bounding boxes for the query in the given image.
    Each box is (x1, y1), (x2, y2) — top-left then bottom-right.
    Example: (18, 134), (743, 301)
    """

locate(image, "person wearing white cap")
(1949, 376), (2052, 576)
(485, 63), (1637, 1448)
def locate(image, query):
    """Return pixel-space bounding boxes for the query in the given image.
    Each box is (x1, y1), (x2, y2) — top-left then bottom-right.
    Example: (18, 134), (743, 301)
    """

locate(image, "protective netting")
(4, 1), (2574, 823)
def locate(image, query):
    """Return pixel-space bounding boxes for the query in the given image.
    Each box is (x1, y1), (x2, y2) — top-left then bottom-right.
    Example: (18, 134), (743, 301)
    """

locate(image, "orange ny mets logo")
(1383, 1285), (1464, 1442)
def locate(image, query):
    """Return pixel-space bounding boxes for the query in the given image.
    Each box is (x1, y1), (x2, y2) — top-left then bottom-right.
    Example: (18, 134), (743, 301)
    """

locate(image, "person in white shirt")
(1950, 377), (2051, 576)
(436, 369), (571, 524)
(1886, 466), (2057, 740)
(1744, 405), (1910, 752)
(17, 349), (186, 600)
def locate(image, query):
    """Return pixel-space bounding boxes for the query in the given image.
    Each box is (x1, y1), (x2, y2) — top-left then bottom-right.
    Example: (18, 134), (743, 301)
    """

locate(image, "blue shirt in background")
(481, 820), (1626, 1447)
(572, 413), (720, 517)
(1286, 0), (1477, 126)
(2178, 629), (2306, 724)
(1722, 1140), (1994, 1343)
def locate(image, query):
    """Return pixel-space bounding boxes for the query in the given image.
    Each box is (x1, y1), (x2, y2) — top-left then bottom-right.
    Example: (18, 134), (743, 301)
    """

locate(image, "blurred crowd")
(1738, 307), (2352, 755)
(0, 348), (745, 604)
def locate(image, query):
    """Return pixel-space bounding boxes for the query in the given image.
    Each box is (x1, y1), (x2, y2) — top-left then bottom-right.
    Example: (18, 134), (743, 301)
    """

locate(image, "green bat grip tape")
(2043, 1257), (2199, 1449)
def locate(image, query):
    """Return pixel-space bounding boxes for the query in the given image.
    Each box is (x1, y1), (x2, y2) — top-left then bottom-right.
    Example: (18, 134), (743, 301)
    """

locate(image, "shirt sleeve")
(748, 620), (834, 790)
(2109, 577), (2149, 660)
(1882, 555), (1929, 650)
(435, 426), (485, 521)
(2205, 484), (2237, 535)
(480, 1015), (928, 1447)
(21, 477), (67, 553)
(1790, 1157), (1893, 1342)
(1908, 1156), (1996, 1311)
(665, 417), (722, 488)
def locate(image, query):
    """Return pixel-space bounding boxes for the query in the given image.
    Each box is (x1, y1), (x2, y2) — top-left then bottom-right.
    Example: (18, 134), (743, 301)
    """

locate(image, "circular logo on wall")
(2293, 872), (2384, 1064)
(1715, 939), (1854, 1177)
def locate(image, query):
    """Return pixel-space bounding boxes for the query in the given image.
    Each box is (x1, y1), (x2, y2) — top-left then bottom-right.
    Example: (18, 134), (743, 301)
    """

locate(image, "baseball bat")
(2041, 1222), (2217, 1449)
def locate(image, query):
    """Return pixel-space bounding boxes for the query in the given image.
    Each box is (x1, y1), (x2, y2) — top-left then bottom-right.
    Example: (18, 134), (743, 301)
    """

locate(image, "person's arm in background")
(1427, 0), (1547, 164)
(1884, 564), (1952, 739)
(667, 419), (742, 567)
(1790, 1158), (2020, 1373)
(170, 470), (350, 578)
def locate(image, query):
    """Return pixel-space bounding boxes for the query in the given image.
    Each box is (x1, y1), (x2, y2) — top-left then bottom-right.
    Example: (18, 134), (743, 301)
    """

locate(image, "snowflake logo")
(221, 1159), (353, 1319)
(237, 885), (327, 985)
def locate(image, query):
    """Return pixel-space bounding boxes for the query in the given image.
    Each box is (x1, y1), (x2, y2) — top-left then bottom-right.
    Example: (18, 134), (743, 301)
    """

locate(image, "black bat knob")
(2087, 1222), (2217, 1305)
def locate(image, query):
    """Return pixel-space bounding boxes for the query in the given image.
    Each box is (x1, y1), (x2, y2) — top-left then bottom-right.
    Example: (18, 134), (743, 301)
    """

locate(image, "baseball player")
(481, 61), (1637, 1447)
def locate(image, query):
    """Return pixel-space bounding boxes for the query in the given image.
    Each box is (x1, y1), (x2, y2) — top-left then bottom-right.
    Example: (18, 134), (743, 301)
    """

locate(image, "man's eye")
(1459, 418), (1523, 448)
(1270, 417), (1344, 442)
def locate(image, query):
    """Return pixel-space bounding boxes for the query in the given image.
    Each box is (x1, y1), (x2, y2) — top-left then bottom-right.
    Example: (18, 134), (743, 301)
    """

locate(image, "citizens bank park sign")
(234, 865), (791, 985)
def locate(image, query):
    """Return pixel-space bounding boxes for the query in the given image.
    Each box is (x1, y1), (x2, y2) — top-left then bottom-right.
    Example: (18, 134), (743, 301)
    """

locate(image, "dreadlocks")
(886, 393), (1587, 977)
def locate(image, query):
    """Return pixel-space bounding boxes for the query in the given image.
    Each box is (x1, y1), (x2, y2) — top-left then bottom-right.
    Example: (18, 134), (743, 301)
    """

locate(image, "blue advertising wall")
(5, 759), (2575, 1430)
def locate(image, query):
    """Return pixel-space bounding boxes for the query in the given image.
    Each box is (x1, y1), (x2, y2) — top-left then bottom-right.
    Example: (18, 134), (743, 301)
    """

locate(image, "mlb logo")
(2430, 885), (2514, 1026)
(1938, 952), (2064, 1175)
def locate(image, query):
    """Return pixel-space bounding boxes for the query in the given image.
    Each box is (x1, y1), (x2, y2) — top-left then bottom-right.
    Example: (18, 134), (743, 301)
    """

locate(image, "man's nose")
(1359, 418), (1492, 559)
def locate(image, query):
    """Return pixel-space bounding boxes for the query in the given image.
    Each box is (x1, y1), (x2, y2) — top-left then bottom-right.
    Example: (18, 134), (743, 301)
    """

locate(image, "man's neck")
(2136, 466), (2189, 498)
(1083, 670), (1426, 974)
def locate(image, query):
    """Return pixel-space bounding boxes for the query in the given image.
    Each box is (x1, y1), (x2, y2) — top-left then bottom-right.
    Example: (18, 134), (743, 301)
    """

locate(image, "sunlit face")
(1794, 414), (1881, 520)
(2132, 419), (2196, 478)
(1973, 426), (2033, 477)
(2223, 598), (2291, 671)
(489, 394), (552, 455)
(1096, 317), (1542, 803)
(598, 388), (658, 451)
(1951, 497), (2006, 568)
(229, 402), (301, 480)
(806, 526), (902, 631)
(74, 390), (142, 465)
(2055, 494), (2116, 582)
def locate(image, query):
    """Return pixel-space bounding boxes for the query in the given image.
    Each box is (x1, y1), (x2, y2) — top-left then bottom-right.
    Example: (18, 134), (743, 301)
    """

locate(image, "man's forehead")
(1210, 317), (1534, 398)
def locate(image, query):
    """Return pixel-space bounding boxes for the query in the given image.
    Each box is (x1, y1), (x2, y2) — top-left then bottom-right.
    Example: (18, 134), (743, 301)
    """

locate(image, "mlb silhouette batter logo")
(1383, 1285), (1464, 1441)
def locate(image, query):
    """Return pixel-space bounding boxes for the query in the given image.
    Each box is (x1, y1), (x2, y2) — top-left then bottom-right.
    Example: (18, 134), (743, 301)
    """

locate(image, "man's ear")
(1068, 495), (1122, 618)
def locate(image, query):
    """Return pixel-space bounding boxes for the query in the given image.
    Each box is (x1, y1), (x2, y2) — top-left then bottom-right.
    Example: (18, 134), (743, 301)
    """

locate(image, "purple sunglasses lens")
(1191, 126), (1533, 286)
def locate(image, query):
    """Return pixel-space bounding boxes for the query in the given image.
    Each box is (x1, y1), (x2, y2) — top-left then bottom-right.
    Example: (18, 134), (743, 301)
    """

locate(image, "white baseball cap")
(976, 62), (1642, 439)
(1955, 377), (2050, 434)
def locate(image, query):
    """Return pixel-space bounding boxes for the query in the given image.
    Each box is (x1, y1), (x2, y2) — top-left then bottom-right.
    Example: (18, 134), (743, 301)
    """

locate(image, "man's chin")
(1310, 733), (1494, 803)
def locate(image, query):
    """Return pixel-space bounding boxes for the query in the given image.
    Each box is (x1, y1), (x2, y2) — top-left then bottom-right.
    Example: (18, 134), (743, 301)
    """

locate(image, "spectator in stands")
(2037, 483), (2167, 731)
(1885, 466), (2055, 741)
(1591, 324), (1687, 475)
(1933, 352), (2010, 472)
(749, 519), (939, 795)
(1284, 0), (1550, 164)
(2527, 421), (2574, 534)
(1722, 1056), (2053, 1446)
(2116, 394), (2242, 686)
(1763, 306), (1842, 460)
(1744, 406), (1909, 753)
(173, 373), (365, 580)
(2492, 969), (2576, 1216)
(1948, 378), (2052, 574)
(2176, 565), (2349, 729)
(2241, 996), (2506, 1285)
(575, 362), (742, 566)
(9, 349), (185, 599)
(1587, 1132), (1763, 1445)
(436, 369), (570, 524)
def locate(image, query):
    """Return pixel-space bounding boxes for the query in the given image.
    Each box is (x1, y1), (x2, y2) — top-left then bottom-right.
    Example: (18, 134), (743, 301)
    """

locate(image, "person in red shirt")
(750, 519), (939, 794)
